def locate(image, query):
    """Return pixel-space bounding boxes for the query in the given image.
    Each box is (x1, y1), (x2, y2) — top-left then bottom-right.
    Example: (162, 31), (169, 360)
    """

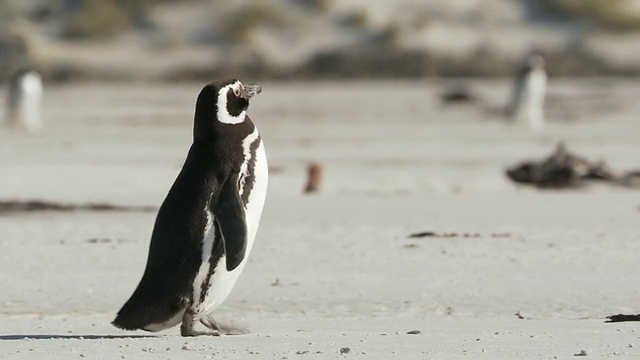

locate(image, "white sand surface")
(1, 80), (639, 359)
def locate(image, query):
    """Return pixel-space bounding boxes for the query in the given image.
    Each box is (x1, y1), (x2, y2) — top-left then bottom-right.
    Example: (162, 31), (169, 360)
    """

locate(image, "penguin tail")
(111, 294), (186, 332)
(111, 294), (159, 331)
(111, 318), (136, 331)
(111, 306), (147, 331)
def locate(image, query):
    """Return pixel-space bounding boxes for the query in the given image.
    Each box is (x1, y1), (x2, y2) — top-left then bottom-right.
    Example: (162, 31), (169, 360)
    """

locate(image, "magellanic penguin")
(505, 54), (547, 133)
(113, 79), (268, 336)
(5, 68), (43, 133)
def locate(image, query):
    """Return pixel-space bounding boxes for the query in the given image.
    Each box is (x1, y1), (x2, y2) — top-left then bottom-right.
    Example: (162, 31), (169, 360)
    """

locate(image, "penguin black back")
(113, 79), (263, 332)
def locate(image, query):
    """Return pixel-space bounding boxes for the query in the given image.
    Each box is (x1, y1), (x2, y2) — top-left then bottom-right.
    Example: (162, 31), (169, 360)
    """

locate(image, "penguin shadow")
(0, 334), (156, 340)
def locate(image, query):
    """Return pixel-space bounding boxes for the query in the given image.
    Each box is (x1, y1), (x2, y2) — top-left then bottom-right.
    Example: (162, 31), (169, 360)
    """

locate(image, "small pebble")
(574, 350), (588, 356)
(407, 330), (421, 335)
(340, 347), (351, 354)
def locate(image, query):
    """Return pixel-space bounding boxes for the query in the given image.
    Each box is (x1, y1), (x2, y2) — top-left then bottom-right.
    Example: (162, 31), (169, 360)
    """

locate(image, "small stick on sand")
(304, 162), (324, 194)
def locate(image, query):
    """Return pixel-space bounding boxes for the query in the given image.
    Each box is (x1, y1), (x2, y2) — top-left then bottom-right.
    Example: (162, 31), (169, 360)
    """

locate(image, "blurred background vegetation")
(2, 0), (640, 82)
(540, 0), (640, 31)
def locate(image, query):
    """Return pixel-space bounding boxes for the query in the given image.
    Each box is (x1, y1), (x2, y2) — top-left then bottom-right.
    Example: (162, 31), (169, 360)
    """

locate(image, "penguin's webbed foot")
(180, 327), (220, 337)
(200, 315), (221, 332)
(180, 311), (220, 337)
(203, 314), (251, 335)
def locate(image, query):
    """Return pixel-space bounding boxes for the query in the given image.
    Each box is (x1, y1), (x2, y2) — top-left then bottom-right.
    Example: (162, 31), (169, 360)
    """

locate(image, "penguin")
(112, 79), (268, 336)
(5, 68), (43, 133)
(505, 54), (547, 133)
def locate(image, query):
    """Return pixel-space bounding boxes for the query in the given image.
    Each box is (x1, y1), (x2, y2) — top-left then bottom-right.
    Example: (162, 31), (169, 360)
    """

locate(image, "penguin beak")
(239, 84), (261, 100)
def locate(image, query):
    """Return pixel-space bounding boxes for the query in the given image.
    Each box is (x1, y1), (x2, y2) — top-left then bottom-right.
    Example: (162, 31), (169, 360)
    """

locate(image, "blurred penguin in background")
(505, 54), (547, 133)
(5, 68), (43, 133)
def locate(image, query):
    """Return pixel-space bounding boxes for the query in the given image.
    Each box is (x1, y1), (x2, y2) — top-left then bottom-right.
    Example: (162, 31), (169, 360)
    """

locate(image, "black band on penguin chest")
(240, 134), (261, 206)
(193, 131), (261, 303)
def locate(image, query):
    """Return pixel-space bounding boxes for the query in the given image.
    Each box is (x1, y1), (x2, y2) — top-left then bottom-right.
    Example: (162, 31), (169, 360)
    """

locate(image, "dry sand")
(0, 80), (639, 359)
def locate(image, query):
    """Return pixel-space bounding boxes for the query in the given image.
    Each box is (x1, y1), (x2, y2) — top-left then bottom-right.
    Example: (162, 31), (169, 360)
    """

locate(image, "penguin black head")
(193, 79), (262, 140)
(526, 54), (545, 71)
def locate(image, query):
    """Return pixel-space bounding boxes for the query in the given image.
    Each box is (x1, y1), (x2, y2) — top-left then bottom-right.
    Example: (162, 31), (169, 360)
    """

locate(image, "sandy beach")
(1, 80), (639, 359)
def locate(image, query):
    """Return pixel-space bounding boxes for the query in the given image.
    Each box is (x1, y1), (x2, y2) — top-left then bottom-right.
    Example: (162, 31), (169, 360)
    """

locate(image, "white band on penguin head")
(216, 81), (246, 125)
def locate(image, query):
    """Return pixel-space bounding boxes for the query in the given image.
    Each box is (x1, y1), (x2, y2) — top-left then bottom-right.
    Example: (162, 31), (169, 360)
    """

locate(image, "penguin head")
(527, 54), (545, 70)
(194, 79), (262, 139)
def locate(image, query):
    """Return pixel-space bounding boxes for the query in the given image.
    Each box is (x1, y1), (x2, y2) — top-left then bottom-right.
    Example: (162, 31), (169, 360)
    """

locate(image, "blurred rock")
(440, 83), (479, 106)
(506, 143), (639, 189)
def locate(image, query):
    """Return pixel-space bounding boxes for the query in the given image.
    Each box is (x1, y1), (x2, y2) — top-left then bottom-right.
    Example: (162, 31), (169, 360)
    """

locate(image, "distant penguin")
(505, 54), (547, 133)
(113, 79), (268, 336)
(5, 68), (43, 133)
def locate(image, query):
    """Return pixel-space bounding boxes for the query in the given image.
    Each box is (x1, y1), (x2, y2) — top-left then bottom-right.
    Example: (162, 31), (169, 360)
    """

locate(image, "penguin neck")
(193, 116), (256, 143)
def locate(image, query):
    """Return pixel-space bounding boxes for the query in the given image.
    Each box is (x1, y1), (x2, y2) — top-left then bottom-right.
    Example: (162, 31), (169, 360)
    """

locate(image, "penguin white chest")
(523, 69), (547, 132)
(191, 128), (268, 315)
(9, 72), (43, 133)
(526, 69), (546, 107)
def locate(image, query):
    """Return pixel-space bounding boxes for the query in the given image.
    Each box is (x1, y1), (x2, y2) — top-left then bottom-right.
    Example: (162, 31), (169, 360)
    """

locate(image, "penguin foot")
(200, 315), (221, 332)
(180, 327), (220, 337)
(203, 315), (251, 335)
(180, 311), (220, 337)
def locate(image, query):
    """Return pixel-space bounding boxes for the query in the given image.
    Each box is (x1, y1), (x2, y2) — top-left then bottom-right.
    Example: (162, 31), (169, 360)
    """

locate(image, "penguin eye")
(233, 87), (241, 97)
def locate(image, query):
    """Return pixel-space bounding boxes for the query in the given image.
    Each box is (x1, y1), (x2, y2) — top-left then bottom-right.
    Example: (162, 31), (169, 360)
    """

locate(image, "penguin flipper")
(212, 172), (247, 271)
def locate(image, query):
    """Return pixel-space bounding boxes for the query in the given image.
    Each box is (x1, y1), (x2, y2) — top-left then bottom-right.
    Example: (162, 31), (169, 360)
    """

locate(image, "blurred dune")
(2, 0), (640, 81)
